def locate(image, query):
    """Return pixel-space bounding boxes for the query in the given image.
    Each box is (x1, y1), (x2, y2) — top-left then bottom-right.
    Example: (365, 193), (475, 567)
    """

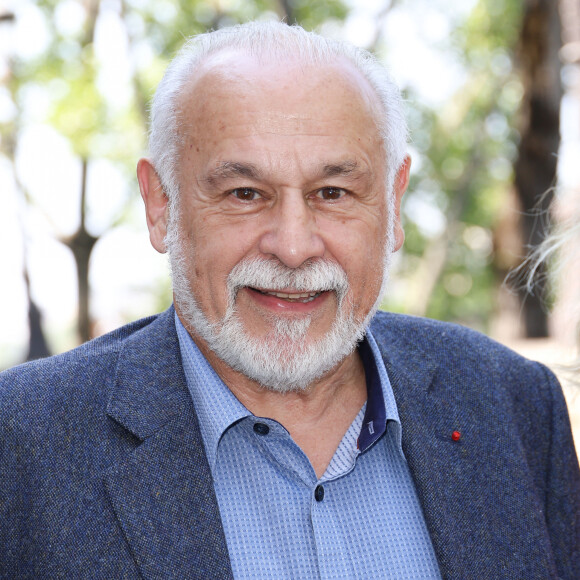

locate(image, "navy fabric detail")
(357, 337), (388, 452)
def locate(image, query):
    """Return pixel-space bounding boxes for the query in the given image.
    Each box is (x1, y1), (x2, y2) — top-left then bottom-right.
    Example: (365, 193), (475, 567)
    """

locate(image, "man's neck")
(232, 352), (367, 478)
(185, 321), (367, 478)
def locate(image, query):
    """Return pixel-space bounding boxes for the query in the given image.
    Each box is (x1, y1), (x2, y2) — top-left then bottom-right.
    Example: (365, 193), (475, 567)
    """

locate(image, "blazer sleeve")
(540, 364), (580, 579)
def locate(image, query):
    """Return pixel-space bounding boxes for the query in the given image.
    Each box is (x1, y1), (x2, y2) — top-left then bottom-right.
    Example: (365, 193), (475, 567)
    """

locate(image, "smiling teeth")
(261, 290), (321, 302)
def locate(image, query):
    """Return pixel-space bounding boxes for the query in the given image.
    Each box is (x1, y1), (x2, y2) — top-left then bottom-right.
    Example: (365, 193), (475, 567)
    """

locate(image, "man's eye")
(231, 188), (260, 201)
(316, 187), (346, 200)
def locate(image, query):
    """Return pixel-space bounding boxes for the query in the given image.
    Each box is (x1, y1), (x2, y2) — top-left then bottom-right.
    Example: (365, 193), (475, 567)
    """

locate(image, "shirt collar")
(175, 312), (402, 470)
(357, 329), (401, 453)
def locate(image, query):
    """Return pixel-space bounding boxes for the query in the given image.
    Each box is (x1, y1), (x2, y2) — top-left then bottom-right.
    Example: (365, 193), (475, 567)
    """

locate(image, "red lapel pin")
(451, 430), (461, 442)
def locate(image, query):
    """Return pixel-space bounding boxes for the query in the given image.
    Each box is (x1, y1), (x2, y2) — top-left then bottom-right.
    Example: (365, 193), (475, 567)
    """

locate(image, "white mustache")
(226, 258), (350, 304)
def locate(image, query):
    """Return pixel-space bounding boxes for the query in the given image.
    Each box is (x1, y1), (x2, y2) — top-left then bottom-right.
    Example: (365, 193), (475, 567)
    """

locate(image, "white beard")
(166, 211), (394, 393)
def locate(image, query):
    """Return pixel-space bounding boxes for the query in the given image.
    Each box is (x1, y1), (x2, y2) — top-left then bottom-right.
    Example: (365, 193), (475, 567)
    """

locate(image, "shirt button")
(253, 422), (270, 436)
(314, 485), (324, 502)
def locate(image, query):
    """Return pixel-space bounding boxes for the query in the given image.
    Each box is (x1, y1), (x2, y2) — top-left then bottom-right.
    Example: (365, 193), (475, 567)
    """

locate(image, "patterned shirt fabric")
(176, 314), (441, 579)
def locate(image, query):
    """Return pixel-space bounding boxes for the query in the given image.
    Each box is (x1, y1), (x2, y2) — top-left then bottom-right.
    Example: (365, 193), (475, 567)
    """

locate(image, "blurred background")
(1, 0), (579, 440)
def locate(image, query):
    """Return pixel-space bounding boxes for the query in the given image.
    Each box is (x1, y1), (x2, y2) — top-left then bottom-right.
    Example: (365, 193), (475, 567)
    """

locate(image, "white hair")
(148, 20), (408, 212)
(522, 216), (580, 296)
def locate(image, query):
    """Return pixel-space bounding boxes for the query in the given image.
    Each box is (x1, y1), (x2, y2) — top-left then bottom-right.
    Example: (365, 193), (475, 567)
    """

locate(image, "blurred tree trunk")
(513, 0), (562, 337)
(62, 0), (101, 344)
(63, 159), (98, 343)
(24, 270), (51, 361)
(277, 0), (296, 21)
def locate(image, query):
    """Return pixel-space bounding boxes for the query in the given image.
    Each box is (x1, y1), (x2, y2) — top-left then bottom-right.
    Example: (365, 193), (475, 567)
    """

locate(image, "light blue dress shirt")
(176, 314), (441, 579)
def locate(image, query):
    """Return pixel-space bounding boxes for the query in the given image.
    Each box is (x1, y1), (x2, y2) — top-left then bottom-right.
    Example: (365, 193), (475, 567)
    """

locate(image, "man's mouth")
(251, 288), (323, 303)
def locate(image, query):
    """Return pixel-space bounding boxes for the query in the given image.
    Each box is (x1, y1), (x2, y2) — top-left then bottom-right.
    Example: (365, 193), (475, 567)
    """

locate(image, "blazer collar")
(105, 309), (551, 579)
(104, 309), (446, 579)
(106, 307), (190, 440)
(105, 308), (451, 579)
(104, 307), (233, 579)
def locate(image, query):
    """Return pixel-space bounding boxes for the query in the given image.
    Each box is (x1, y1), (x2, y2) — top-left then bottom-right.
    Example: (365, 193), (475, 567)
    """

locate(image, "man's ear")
(137, 158), (169, 254)
(392, 155), (411, 252)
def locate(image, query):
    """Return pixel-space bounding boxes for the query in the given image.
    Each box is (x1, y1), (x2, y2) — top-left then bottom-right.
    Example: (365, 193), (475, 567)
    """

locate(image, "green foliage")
(281, 0), (348, 28)
(383, 0), (526, 330)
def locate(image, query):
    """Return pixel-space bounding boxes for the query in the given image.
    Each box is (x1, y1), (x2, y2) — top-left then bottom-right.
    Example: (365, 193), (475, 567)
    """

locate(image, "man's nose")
(258, 191), (325, 268)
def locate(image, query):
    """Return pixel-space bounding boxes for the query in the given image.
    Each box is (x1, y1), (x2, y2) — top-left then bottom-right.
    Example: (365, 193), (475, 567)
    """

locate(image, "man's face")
(151, 52), (407, 390)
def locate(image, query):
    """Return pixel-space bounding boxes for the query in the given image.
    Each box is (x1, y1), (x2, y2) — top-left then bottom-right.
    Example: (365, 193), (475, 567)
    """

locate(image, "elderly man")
(1, 21), (578, 580)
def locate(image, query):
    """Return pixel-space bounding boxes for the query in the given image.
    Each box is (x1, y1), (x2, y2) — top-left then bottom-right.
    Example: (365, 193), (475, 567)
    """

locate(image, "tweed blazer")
(1, 307), (578, 579)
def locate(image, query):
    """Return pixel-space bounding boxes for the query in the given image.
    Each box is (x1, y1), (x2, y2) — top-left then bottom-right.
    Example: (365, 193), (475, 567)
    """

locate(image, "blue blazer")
(1, 307), (578, 579)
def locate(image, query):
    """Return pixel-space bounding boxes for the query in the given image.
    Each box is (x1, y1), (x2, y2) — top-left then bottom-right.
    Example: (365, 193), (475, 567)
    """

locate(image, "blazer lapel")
(382, 346), (468, 579)
(103, 309), (233, 580)
(371, 321), (459, 576)
(371, 313), (556, 579)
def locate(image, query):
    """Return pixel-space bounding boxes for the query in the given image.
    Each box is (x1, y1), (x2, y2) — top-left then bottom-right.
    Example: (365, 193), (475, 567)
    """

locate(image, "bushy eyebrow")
(202, 159), (368, 187)
(202, 162), (262, 187)
(321, 160), (362, 178)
